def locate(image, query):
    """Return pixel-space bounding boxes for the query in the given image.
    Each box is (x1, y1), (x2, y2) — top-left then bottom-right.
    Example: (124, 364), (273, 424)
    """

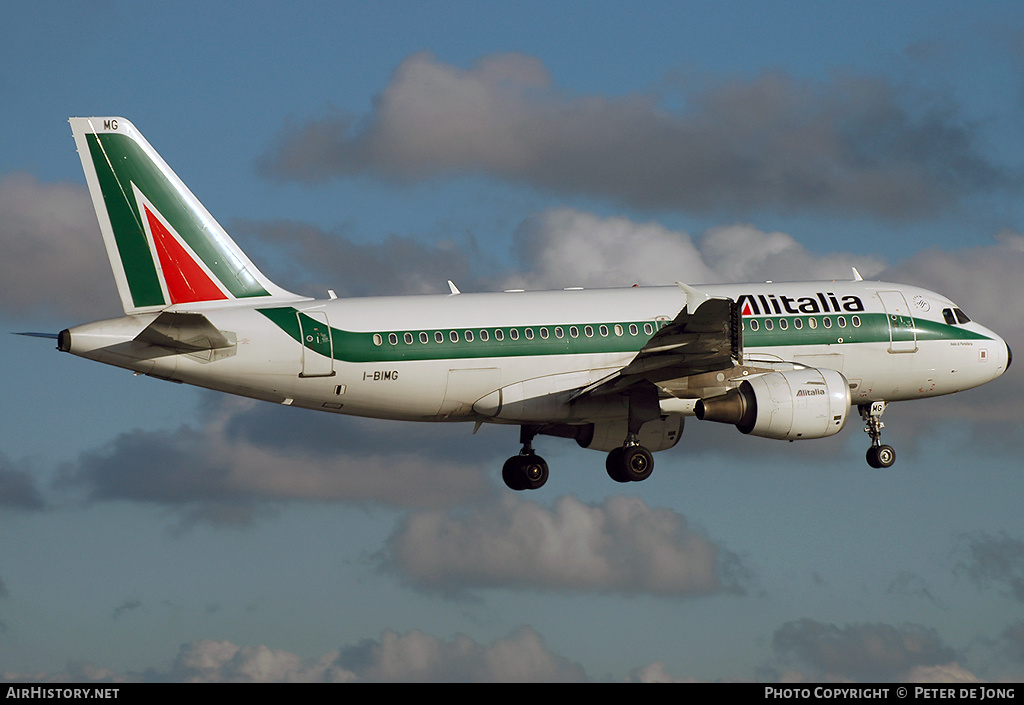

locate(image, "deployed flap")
(573, 288), (741, 399)
(135, 312), (234, 352)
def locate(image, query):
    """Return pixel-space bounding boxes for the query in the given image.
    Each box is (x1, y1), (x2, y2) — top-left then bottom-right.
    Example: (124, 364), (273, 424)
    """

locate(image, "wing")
(572, 283), (741, 399)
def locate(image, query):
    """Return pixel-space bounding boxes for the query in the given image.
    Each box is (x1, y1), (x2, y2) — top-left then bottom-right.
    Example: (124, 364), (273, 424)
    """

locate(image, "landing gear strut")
(860, 401), (896, 468)
(606, 382), (658, 483)
(502, 425), (549, 491)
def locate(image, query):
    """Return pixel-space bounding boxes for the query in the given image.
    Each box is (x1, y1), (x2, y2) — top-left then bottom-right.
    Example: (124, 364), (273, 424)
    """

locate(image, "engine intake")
(695, 368), (850, 440)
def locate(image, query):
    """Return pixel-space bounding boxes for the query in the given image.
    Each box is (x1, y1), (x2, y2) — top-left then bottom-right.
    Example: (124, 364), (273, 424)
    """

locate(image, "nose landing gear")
(860, 402), (896, 468)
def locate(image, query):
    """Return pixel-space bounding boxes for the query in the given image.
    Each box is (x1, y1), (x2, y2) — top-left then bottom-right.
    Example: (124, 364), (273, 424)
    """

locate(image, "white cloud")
(505, 209), (885, 291)
(771, 619), (961, 682)
(0, 174), (119, 320)
(505, 209), (717, 289)
(110, 628), (587, 682)
(627, 661), (698, 683)
(168, 639), (354, 683)
(384, 494), (749, 597)
(59, 396), (496, 525)
(261, 53), (1011, 218)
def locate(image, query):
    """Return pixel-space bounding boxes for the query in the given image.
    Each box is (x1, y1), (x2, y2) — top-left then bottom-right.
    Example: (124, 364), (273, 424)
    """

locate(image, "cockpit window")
(943, 307), (972, 325)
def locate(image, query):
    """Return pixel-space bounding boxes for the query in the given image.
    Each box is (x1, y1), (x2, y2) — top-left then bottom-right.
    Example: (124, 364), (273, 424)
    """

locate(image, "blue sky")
(2, 0), (1024, 682)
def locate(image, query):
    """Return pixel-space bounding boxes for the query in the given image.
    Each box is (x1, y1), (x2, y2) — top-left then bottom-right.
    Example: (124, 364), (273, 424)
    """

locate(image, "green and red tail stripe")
(69, 117), (303, 314)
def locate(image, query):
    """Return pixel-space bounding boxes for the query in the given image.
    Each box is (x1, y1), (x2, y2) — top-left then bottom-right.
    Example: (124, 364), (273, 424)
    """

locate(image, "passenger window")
(585, 325), (594, 337)
(837, 316), (846, 328)
(852, 316), (861, 327)
(570, 326), (579, 338)
(643, 323), (653, 335)
(540, 327), (548, 339)
(809, 318), (817, 329)
(373, 334), (382, 346)
(435, 331), (444, 344)
(614, 324), (624, 336)
(510, 329), (519, 341)
(404, 332), (413, 345)
(629, 324), (639, 336)
(465, 330), (474, 342)
(495, 329), (504, 341)
(555, 327), (564, 339)
(779, 318), (788, 330)
(388, 333), (398, 345)
(450, 331), (459, 343)
(750, 319), (759, 331)
(764, 319), (773, 331)
(599, 325), (609, 337)
(420, 332), (429, 344)
(794, 318), (803, 330)
(480, 330), (489, 342)
(823, 317), (832, 329)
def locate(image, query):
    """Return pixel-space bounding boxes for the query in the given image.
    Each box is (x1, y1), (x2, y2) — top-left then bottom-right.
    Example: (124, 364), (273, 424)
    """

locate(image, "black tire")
(606, 447), (630, 483)
(502, 456), (525, 490)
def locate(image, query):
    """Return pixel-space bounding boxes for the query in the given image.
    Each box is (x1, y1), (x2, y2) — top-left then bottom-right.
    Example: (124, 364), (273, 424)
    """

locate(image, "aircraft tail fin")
(69, 117), (305, 315)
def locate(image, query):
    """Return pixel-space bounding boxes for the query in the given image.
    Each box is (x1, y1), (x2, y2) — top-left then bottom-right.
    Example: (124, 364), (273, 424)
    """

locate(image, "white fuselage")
(62, 279), (1010, 431)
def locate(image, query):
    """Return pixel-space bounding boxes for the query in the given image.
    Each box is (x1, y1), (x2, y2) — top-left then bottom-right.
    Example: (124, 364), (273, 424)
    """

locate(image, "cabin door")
(877, 291), (917, 353)
(297, 310), (335, 377)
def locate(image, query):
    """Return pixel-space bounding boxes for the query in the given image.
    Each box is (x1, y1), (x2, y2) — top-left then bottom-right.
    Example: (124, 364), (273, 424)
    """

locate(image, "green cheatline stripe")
(259, 307), (993, 365)
(742, 313), (992, 348)
(258, 307), (657, 363)
(86, 132), (270, 305)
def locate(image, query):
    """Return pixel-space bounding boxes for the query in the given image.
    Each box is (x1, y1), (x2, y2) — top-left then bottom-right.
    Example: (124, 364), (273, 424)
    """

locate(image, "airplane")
(42, 117), (1012, 491)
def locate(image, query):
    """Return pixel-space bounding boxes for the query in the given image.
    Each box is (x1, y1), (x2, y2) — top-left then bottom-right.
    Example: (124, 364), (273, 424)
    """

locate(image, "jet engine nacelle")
(695, 368), (850, 440)
(575, 416), (684, 453)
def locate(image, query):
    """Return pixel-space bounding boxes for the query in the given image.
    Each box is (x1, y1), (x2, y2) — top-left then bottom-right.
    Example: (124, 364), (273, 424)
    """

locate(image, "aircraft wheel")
(502, 454), (548, 490)
(866, 445), (896, 469)
(621, 445), (654, 482)
(607, 445), (654, 482)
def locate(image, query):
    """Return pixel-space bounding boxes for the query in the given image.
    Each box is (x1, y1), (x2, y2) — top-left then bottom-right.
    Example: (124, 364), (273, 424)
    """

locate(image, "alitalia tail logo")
(134, 184), (230, 305)
(738, 292), (865, 316)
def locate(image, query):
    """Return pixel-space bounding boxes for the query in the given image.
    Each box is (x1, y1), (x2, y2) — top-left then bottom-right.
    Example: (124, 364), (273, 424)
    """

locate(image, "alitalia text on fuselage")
(737, 291), (865, 316)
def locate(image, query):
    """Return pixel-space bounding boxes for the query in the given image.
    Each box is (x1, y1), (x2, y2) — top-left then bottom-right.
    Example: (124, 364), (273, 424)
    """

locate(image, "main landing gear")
(502, 386), (662, 491)
(500, 424), (657, 491)
(502, 426), (549, 491)
(605, 442), (654, 483)
(860, 401), (896, 468)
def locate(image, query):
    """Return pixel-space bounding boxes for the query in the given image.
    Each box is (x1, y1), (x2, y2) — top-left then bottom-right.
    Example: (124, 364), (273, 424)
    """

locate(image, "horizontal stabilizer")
(134, 312), (234, 352)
